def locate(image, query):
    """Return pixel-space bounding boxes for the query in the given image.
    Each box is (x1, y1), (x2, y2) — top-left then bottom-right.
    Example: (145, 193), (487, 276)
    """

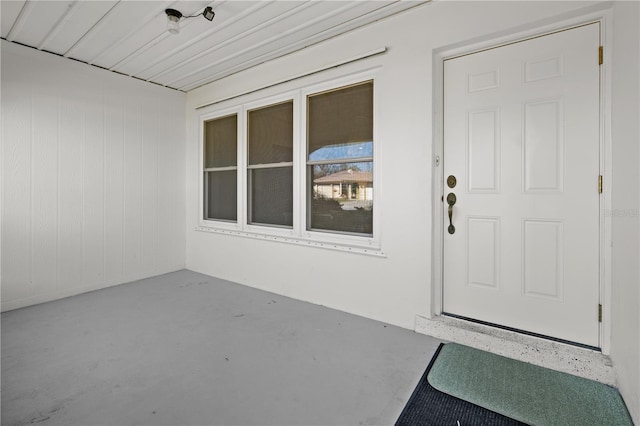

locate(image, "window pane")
(309, 162), (373, 235)
(308, 141), (372, 162)
(249, 167), (293, 227)
(248, 101), (293, 165)
(206, 170), (237, 221)
(205, 115), (237, 168)
(308, 82), (373, 161)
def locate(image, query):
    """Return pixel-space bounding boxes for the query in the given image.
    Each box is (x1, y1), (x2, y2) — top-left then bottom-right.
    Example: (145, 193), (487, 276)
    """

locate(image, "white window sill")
(194, 225), (386, 257)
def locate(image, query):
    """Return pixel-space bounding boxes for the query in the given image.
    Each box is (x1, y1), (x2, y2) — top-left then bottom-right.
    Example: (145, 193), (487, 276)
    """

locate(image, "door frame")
(431, 8), (613, 353)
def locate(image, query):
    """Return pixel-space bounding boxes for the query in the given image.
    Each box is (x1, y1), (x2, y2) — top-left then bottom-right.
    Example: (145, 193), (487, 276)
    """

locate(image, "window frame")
(199, 106), (243, 231)
(243, 92), (300, 236)
(246, 98), (295, 228)
(196, 69), (381, 255)
(304, 80), (375, 237)
(299, 72), (380, 249)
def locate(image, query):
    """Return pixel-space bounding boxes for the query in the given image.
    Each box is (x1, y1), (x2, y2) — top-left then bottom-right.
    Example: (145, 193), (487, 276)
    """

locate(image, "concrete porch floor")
(1, 270), (442, 426)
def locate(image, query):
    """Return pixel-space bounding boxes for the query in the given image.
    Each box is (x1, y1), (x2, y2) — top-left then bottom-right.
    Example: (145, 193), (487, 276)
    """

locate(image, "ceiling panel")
(1, 0), (27, 38)
(39, 1), (118, 55)
(94, 1), (213, 70)
(167, 1), (413, 90)
(2, 0), (429, 91)
(7, 1), (73, 47)
(87, 0), (176, 66)
(141, 1), (325, 83)
(65, 1), (168, 62)
(122, 1), (292, 79)
(158, 1), (370, 88)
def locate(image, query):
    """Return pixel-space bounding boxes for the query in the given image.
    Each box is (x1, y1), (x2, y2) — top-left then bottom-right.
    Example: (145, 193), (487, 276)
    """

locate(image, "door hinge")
(598, 304), (602, 322)
(598, 175), (603, 193)
(599, 46), (603, 65)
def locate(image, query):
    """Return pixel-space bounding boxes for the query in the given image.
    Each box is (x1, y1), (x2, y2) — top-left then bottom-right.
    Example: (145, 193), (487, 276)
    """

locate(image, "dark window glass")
(249, 167), (293, 226)
(248, 102), (293, 165)
(205, 115), (237, 168)
(207, 170), (237, 221)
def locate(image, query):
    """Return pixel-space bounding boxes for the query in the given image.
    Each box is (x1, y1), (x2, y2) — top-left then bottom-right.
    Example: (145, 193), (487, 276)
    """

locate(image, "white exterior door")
(443, 24), (601, 347)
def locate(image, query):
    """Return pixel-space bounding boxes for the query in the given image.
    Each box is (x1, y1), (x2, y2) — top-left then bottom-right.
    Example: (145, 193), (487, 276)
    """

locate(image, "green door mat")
(427, 343), (633, 426)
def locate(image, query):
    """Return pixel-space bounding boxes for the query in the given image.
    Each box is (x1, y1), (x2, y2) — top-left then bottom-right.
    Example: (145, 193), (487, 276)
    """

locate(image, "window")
(247, 101), (294, 227)
(203, 114), (237, 221)
(199, 74), (378, 252)
(307, 81), (374, 235)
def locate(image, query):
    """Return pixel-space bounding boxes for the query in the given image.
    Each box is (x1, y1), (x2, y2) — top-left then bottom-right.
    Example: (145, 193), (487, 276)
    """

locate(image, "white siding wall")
(1, 41), (186, 312)
(185, 2), (639, 422)
(610, 1), (640, 421)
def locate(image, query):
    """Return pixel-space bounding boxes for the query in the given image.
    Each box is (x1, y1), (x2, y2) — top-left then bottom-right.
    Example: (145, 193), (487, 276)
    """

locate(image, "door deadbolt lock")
(447, 175), (457, 188)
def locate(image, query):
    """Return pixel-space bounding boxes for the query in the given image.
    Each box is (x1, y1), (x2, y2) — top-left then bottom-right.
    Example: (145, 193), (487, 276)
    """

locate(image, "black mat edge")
(395, 343), (446, 423)
(395, 343), (527, 426)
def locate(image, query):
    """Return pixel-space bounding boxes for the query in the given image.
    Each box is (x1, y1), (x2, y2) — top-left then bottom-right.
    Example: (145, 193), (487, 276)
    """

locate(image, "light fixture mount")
(165, 8), (183, 19)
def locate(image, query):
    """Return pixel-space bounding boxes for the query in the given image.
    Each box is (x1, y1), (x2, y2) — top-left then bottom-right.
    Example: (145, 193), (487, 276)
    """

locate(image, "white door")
(443, 24), (601, 347)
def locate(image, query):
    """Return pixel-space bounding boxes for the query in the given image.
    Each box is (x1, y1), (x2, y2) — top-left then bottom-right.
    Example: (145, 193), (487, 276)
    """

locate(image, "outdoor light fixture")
(165, 8), (182, 34)
(165, 6), (215, 35)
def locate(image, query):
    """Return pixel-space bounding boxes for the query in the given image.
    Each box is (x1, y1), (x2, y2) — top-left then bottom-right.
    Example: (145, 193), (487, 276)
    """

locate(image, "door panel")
(443, 24), (601, 347)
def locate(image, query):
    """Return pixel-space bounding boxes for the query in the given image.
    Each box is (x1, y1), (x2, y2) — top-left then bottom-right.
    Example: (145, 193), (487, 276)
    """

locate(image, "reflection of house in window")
(314, 169), (373, 203)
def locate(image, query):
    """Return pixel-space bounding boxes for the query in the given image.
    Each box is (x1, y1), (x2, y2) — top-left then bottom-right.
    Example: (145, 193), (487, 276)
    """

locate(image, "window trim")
(196, 69), (382, 255)
(299, 73), (380, 246)
(305, 80), (375, 236)
(242, 92), (300, 235)
(199, 105), (243, 231)
(245, 97), (297, 229)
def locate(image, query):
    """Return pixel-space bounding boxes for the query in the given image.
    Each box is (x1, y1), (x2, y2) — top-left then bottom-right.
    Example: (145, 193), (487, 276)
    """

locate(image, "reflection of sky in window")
(309, 141), (373, 161)
(313, 161), (372, 174)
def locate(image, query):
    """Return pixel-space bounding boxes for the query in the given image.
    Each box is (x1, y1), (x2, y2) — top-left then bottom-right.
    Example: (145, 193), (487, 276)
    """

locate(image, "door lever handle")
(447, 193), (456, 234)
